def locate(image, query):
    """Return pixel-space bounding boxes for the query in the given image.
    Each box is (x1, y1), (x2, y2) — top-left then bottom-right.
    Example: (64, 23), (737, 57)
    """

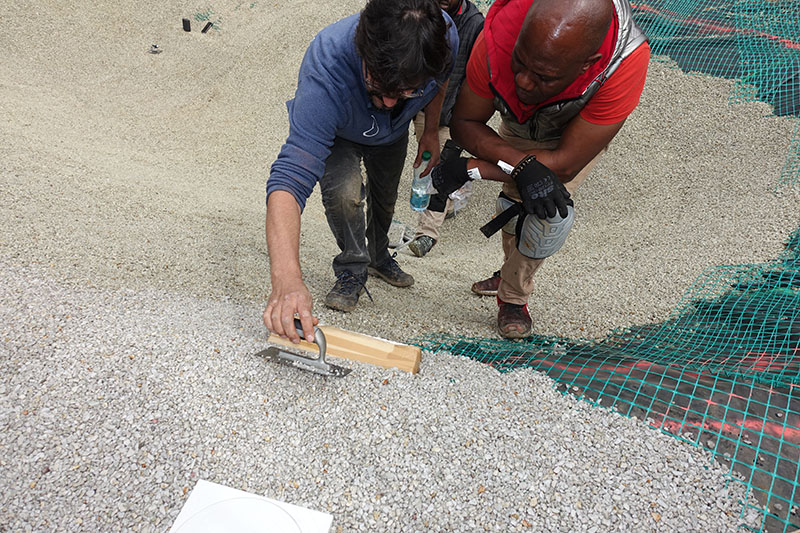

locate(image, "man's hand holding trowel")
(262, 190), (318, 344)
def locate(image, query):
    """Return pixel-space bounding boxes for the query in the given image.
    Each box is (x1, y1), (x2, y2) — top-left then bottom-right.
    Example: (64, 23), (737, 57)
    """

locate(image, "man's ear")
(581, 53), (603, 73)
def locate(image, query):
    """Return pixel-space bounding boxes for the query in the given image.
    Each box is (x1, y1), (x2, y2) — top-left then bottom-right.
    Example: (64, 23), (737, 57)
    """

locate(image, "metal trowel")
(257, 318), (352, 377)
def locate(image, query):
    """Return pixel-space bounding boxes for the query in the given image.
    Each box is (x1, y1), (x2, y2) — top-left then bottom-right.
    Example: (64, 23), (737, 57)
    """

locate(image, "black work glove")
(430, 156), (470, 197)
(512, 155), (573, 219)
(440, 139), (463, 163)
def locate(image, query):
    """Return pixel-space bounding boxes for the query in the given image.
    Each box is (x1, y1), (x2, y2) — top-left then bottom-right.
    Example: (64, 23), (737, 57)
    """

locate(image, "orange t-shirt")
(466, 31), (651, 125)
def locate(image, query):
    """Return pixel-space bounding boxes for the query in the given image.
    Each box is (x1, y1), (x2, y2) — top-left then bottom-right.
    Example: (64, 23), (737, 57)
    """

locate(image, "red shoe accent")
(496, 297), (532, 339)
(471, 270), (501, 296)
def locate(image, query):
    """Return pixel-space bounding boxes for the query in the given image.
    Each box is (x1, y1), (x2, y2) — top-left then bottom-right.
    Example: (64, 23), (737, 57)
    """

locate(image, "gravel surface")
(1, 261), (761, 531)
(2, 0), (798, 531)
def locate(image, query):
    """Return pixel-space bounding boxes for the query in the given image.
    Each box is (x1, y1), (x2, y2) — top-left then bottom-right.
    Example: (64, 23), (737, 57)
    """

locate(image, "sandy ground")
(2, 1), (797, 345)
(0, 1), (798, 530)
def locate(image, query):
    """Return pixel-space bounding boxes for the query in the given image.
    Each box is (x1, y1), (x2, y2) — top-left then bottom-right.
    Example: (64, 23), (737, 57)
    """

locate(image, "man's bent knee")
(497, 195), (575, 259)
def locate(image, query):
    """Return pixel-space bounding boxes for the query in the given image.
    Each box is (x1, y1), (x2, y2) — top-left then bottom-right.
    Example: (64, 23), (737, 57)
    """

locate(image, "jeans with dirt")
(319, 132), (409, 278)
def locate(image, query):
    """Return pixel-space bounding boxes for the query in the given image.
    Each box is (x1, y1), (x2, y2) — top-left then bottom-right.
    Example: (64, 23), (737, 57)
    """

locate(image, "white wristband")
(466, 166), (482, 181)
(497, 159), (514, 175)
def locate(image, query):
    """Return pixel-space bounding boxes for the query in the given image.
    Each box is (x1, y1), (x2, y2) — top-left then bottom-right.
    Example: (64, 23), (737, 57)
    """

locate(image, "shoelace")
(385, 255), (404, 275)
(337, 271), (373, 303)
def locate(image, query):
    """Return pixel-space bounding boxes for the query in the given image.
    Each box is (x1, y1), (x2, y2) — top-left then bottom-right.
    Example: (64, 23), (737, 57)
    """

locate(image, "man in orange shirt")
(429, 0), (650, 338)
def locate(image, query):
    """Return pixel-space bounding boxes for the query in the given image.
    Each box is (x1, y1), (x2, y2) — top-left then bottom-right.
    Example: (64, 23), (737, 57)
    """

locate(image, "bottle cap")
(422, 151), (431, 160)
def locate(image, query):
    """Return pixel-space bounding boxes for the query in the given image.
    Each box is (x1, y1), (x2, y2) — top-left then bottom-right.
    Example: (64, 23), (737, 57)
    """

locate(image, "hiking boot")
(325, 270), (367, 312)
(367, 256), (414, 287)
(471, 270), (501, 296)
(408, 235), (435, 257)
(497, 297), (532, 339)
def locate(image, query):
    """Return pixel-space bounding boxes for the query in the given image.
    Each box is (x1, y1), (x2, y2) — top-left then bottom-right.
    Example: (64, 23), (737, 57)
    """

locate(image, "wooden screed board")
(267, 326), (421, 374)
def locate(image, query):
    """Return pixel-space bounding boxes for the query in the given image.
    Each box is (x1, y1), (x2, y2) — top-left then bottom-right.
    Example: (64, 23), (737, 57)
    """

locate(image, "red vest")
(485, 0), (619, 123)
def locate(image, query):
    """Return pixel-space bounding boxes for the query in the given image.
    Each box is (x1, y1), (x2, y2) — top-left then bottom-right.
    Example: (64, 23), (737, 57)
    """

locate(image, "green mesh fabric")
(412, 228), (800, 532)
(437, 2), (798, 529)
(413, 227), (799, 531)
(612, 261), (799, 388)
(631, 0), (800, 187)
(415, 333), (798, 532)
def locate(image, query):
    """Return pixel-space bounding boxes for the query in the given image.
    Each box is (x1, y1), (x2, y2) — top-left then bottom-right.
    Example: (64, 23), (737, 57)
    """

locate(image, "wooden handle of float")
(267, 326), (421, 374)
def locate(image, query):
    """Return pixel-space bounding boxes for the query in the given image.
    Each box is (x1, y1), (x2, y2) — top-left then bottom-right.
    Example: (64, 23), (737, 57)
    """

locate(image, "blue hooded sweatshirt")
(267, 12), (458, 211)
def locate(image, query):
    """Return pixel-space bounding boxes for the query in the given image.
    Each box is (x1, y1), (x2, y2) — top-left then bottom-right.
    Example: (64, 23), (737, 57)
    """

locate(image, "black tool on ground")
(182, 18), (191, 32)
(257, 318), (352, 377)
(201, 21), (213, 33)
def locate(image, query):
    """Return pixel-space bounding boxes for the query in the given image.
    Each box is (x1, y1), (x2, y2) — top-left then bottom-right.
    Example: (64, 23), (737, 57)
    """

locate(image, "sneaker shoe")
(444, 209), (456, 220)
(497, 297), (532, 338)
(367, 256), (414, 287)
(325, 270), (367, 312)
(471, 270), (501, 296)
(408, 235), (435, 257)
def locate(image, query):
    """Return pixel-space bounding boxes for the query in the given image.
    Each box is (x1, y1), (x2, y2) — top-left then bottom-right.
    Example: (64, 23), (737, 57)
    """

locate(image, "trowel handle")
(293, 318), (327, 358)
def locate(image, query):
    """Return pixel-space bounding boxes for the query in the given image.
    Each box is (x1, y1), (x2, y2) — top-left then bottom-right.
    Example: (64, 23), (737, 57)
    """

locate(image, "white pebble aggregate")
(2, 3), (796, 531)
(0, 263), (761, 532)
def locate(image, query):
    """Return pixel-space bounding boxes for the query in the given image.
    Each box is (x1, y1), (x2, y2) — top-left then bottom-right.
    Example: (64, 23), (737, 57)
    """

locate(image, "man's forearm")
(423, 80), (449, 134)
(467, 157), (514, 183)
(451, 117), (529, 168)
(266, 190), (303, 284)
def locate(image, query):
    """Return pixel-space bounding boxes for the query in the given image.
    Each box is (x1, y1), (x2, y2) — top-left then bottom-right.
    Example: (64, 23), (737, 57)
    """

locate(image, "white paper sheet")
(168, 480), (333, 533)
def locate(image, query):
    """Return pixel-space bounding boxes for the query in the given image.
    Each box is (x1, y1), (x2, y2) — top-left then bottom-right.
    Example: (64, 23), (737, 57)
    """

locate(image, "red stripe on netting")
(738, 351), (797, 372)
(651, 414), (800, 443)
(737, 418), (800, 442)
(632, 2), (800, 50)
(531, 358), (643, 377)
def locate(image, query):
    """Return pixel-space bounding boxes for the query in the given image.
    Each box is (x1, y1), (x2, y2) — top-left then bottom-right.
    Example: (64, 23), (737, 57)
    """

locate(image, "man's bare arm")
(450, 83), (626, 183)
(450, 84), (528, 172)
(542, 115), (626, 182)
(417, 79), (450, 175)
(263, 190), (317, 343)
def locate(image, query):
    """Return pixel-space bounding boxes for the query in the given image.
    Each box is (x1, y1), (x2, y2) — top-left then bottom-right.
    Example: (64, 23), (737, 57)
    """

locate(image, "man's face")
(511, 30), (589, 106)
(364, 64), (425, 111)
(439, 0), (461, 16)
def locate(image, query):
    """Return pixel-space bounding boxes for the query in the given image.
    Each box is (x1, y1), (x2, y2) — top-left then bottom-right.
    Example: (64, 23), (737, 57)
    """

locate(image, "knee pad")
(495, 195), (575, 259)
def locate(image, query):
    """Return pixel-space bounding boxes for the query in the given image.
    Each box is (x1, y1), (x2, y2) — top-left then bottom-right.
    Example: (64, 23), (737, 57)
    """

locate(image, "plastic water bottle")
(409, 151), (432, 212)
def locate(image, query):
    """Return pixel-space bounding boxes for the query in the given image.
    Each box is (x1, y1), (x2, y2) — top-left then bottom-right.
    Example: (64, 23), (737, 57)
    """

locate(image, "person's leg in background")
(408, 114), (470, 257)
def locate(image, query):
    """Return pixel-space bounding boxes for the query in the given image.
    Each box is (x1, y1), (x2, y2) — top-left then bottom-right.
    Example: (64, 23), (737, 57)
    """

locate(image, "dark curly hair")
(355, 0), (452, 94)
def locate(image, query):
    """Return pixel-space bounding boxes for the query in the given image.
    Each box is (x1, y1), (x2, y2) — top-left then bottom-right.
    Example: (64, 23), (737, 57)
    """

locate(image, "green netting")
(433, 1), (798, 529)
(630, 0), (800, 187)
(413, 226), (799, 531)
(416, 335), (798, 531)
(609, 258), (800, 388)
(728, 0), (799, 188)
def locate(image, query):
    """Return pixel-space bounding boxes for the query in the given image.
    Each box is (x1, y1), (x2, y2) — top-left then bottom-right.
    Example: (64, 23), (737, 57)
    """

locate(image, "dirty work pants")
(497, 120), (606, 306)
(319, 132), (409, 277)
